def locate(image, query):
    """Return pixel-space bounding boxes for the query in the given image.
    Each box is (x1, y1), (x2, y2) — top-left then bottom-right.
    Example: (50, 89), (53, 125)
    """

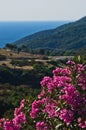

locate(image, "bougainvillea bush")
(0, 59), (86, 130)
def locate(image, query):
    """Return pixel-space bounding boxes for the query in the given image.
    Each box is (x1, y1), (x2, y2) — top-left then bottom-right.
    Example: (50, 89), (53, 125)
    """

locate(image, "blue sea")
(0, 21), (68, 48)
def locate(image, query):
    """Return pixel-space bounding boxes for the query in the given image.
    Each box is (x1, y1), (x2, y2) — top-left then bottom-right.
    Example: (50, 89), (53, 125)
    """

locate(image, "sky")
(0, 0), (86, 21)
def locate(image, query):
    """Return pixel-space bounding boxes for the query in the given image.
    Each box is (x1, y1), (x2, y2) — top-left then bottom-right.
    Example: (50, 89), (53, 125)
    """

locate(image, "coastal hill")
(14, 16), (86, 55)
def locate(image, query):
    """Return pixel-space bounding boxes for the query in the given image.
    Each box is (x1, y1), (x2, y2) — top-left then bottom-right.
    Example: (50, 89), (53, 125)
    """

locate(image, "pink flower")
(36, 121), (51, 130)
(4, 120), (20, 130)
(43, 99), (57, 118)
(59, 109), (73, 126)
(38, 90), (45, 99)
(13, 112), (26, 125)
(30, 100), (44, 118)
(78, 117), (86, 129)
(66, 60), (75, 65)
(53, 67), (71, 76)
(40, 76), (52, 87)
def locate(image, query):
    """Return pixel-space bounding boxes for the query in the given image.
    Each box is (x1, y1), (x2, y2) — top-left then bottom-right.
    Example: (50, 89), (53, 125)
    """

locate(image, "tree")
(5, 43), (17, 51)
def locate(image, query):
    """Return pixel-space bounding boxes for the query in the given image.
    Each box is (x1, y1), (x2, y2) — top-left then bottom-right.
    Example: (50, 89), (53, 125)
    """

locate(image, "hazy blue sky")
(0, 0), (86, 21)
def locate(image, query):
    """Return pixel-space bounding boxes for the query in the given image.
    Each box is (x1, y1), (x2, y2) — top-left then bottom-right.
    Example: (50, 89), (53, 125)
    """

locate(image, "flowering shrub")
(30, 60), (86, 130)
(0, 60), (86, 130)
(0, 99), (26, 130)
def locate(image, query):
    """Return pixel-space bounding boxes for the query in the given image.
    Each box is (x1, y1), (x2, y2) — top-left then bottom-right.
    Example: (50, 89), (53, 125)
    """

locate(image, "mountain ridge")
(14, 16), (86, 55)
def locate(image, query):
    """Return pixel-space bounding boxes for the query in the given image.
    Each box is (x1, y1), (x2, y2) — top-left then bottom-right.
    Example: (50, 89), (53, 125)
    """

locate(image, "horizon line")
(0, 20), (72, 22)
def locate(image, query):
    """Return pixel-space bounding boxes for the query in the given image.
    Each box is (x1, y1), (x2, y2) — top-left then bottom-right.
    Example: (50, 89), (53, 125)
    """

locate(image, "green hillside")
(14, 16), (86, 55)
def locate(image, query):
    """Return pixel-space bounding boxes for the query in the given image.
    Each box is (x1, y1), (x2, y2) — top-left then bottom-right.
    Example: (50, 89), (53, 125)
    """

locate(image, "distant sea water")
(0, 21), (68, 48)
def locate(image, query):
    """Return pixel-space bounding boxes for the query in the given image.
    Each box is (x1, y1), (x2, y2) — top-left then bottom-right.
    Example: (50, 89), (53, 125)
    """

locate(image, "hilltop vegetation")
(13, 16), (86, 55)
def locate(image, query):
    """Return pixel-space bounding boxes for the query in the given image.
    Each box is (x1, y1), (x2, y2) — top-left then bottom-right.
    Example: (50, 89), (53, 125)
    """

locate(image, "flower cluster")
(0, 99), (26, 130)
(30, 99), (44, 118)
(36, 121), (51, 130)
(30, 61), (86, 129)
